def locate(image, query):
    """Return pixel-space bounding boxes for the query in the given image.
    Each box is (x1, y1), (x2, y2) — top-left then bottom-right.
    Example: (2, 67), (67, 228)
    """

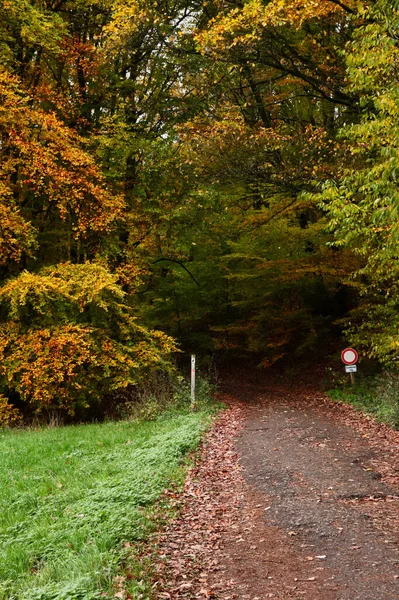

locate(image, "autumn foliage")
(0, 0), (398, 420)
(0, 263), (176, 416)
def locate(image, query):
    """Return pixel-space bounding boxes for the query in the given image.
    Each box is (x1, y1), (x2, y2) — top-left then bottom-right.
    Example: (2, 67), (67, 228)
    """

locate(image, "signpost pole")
(191, 354), (196, 410)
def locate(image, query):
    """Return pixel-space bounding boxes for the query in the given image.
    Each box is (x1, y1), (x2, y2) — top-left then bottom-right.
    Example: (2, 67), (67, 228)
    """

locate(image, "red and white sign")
(341, 348), (358, 365)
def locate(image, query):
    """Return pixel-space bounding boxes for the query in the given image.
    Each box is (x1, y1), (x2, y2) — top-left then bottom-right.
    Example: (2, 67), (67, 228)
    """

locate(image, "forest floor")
(153, 368), (399, 600)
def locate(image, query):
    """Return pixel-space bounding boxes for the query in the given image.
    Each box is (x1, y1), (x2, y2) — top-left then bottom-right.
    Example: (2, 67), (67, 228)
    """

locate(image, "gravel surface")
(154, 372), (399, 600)
(221, 378), (399, 600)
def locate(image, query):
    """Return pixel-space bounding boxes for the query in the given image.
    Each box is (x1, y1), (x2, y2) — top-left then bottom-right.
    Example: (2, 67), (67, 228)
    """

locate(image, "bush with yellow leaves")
(0, 262), (176, 418)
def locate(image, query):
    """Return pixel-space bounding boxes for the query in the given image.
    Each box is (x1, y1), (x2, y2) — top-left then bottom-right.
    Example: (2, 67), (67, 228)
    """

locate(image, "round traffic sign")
(341, 348), (358, 365)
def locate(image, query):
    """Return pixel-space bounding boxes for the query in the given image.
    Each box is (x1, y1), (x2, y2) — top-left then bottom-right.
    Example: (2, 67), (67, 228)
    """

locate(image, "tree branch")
(152, 258), (201, 287)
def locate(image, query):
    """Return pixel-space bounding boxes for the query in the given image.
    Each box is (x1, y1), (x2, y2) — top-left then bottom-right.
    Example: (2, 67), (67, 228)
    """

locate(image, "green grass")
(0, 408), (214, 600)
(328, 371), (399, 429)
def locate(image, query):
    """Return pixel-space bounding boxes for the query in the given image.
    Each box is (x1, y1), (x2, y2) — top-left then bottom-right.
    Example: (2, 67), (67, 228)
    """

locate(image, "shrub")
(0, 394), (21, 427)
(0, 263), (176, 418)
(111, 371), (220, 422)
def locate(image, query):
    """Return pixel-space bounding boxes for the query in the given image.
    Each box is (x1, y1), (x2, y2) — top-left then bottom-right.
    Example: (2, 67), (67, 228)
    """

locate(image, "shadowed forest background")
(1, 0), (399, 422)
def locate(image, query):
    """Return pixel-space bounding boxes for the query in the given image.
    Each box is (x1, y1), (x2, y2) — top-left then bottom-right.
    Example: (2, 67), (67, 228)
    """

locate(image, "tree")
(163, 0), (362, 360)
(0, 68), (124, 272)
(322, 0), (399, 366)
(0, 0), (190, 418)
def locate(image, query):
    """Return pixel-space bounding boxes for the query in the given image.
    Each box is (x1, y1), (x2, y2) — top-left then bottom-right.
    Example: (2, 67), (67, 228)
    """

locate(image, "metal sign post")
(341, 348), (358, 385)
(190, 354), (196, 409)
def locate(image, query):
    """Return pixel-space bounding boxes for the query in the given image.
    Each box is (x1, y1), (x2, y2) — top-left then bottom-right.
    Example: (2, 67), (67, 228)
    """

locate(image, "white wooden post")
(191, 354), (196, 409)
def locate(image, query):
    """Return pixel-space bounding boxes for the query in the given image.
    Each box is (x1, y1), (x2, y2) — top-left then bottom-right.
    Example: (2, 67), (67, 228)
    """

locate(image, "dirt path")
(154, 375), (399, 600)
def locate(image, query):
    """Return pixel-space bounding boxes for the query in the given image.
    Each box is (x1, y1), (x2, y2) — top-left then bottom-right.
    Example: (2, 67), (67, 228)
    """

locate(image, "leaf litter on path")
(153, 400), (247, 599)
(151, 378), (399, 600)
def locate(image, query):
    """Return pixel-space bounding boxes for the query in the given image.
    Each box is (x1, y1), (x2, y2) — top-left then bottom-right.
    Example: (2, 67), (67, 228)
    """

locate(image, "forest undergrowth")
(328, 371), (399, 429)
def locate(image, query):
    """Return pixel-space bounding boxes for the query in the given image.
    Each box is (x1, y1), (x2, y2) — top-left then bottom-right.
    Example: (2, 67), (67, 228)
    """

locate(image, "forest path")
(217, 376), (399, 600)
(154, 373), (399, 600)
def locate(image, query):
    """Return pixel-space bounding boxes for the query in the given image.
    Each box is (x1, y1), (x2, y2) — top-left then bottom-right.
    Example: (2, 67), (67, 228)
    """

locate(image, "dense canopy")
(0, 0), (397, 419)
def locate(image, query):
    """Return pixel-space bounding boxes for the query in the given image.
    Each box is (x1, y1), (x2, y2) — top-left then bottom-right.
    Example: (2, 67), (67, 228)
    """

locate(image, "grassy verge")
(327, 371), (399, 429)
(0, 401), (218, 600)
